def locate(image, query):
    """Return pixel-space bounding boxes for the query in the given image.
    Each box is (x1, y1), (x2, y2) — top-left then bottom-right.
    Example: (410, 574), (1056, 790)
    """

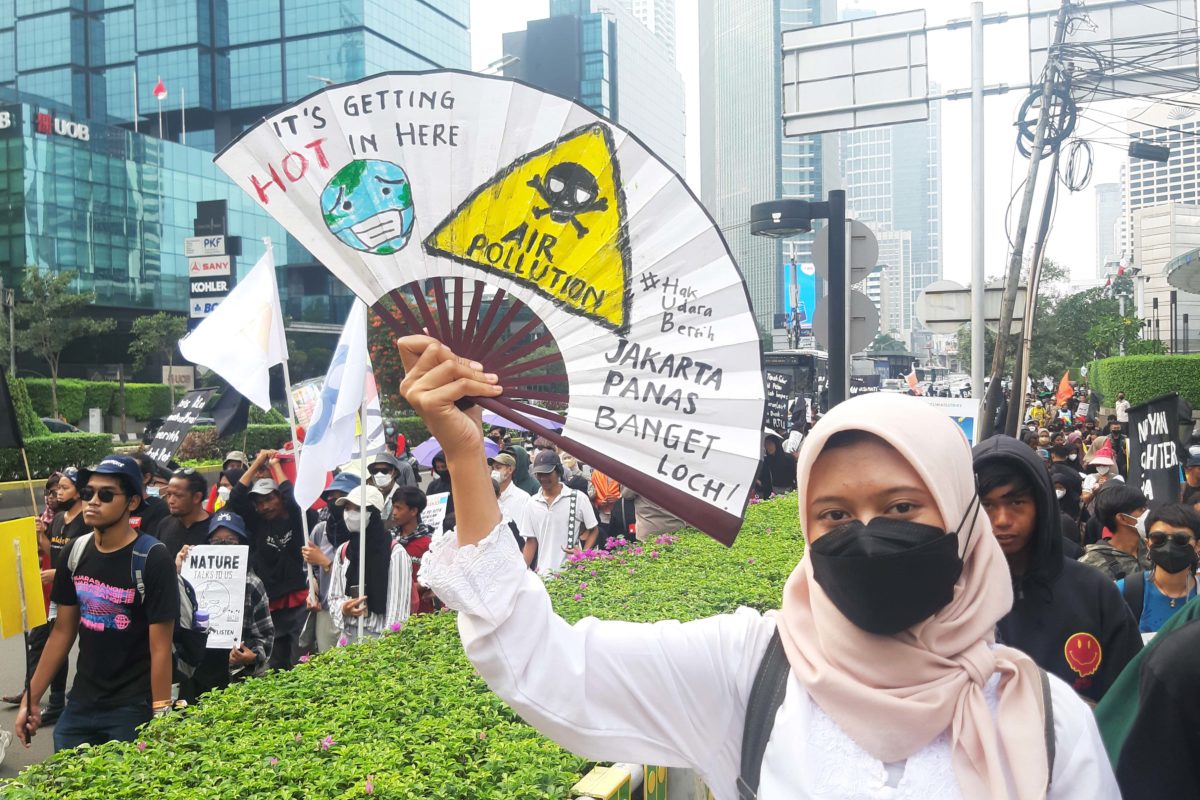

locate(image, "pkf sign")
(185, 236), (225, 258)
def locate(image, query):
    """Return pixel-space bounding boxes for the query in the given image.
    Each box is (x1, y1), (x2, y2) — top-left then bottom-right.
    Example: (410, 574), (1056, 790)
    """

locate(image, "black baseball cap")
(77, 454), (145, 499)
(531, 449), (561, 474)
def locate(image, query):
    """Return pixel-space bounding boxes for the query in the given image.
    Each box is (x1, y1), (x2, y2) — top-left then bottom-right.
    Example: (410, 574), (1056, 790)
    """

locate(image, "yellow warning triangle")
(424, 123), (631, 332)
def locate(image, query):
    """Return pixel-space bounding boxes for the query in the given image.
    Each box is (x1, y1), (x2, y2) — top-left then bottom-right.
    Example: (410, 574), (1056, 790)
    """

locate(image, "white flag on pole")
(293, 301), (375, 509)
(349, 360), (386, 460)
(179, 244), (288, 410)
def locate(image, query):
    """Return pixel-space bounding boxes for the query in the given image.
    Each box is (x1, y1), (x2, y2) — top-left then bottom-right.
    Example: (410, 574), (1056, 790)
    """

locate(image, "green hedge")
(1088, 354), (1200, 408)
(2, 495), (802, 799)
(0, 433), (114, 480)
(24, 379), (174, 423)
(392, 415), (429, 449)
(9, 376), (50, 439)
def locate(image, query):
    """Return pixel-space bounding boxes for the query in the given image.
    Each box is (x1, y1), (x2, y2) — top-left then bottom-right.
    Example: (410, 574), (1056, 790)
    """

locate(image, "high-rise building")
(619, 0), (675, 61)
(0, 0), (470, 365)
(1095, 182), (1122, 277)
(699, 0), (834, 332)
(1120, 99), (1200, 327)
(1, 1), (470, 152)
(1133, 203), (1200, 353)
(502, 0), (685, 173)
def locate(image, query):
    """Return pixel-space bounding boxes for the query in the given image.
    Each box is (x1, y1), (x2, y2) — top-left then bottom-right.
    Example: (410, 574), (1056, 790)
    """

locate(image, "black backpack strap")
(1121, 570), (1146, 624)
(1039, 667), (1056, 789)
(737, 628), (790, 800)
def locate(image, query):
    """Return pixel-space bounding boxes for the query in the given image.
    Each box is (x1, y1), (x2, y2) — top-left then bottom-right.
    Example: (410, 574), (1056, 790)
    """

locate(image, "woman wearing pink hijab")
(402, 337), (1118, 799)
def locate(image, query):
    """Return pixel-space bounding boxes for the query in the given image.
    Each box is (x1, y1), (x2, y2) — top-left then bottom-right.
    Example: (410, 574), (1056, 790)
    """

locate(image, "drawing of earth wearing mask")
(321, 160), (415, 254)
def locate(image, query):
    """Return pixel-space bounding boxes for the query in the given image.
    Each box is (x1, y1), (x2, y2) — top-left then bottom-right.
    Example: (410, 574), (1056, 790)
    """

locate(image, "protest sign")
(921, 396), (979, 445)
(0, 518), (46, 638)
(145, 388), (217, 466)
(214, 71), (766, 546)
(421, 492), (450, 533)
(764, 371), (792, 432)
(1128, 394), (1183, 507)
(181, 544), (249, 650)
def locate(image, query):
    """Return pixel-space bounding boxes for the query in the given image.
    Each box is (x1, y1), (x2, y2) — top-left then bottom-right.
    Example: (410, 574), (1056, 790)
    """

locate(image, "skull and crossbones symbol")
(527, 162), (609, 238)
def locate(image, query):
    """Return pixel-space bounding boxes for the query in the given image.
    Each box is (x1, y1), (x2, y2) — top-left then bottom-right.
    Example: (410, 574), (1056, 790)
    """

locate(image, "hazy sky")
(470, 1), (1148, 287)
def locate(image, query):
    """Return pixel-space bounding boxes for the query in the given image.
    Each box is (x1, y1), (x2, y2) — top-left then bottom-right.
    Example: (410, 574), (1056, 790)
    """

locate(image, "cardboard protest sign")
(421, 492), (450, 533)
(181, 545), (249, 650)
(0, 518), (46, 638)
(214, 71), (765, 546)
(145, 388), (217, 466)
(764, 371), (792, 433)
(1128, 394), (1184, 507)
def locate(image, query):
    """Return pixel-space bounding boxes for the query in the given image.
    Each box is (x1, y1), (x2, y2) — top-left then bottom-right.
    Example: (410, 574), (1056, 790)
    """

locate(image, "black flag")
(1128, 393), (1185, 508)
(0, 372), (26, 450)
(212, 388), (250, 439)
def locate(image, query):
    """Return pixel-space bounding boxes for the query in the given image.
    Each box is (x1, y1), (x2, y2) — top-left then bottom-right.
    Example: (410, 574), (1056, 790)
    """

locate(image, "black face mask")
(326, 504), (351, 547)
(1150, 540), (1199, 575)
(809, 502), (978, 636)
(59, 494), (78, 508)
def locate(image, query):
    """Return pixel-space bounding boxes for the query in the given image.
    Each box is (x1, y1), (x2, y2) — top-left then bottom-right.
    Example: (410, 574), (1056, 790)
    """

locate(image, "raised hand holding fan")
(215, 70), (765, 544)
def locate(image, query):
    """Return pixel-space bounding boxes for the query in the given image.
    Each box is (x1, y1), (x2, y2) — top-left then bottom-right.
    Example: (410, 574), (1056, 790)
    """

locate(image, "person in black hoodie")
(228, 449), (309, 670)
(973, 435), (1142, 703)
(1050, 464), (1084, 558)
(755, 433), (796, 498)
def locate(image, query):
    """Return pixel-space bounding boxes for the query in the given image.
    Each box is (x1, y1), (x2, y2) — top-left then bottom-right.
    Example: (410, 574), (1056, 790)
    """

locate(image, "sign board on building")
(782, 9), (929, 136)
(190, 277), (232, 297)
(185, 236), (226, 258)
(190, 299), (222, 318)
(189, 255), (232, 277)
(0, 109), (13, 131)
(162, 366), (196, 391)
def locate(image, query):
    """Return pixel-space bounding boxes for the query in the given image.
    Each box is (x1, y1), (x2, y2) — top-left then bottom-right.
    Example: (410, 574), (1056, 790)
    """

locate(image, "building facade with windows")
(0, 0), (470, 344)
(502, 0), (685, 174)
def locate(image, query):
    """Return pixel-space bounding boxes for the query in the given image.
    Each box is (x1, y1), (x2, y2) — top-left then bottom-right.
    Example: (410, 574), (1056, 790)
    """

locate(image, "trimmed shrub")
(24, 378), (88, 422)
(1088, 354), (1200, 408)
(1, 495), (802, 798)
(0, 433), (113, 480)
(8, 376), (50, 439)
(392, 415), (429, 449)
(25, 379), (174, 422)
(248, 405), (288, 425)
(123, 383), (173, 420)
(82, 381), (118, 416)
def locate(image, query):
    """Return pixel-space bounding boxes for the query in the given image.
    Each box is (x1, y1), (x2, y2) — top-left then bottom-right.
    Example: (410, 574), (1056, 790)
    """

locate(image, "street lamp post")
(750, 191), (849, 407)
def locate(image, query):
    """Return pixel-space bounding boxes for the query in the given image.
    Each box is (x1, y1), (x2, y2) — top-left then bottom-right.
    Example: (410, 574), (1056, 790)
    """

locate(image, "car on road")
(40, 417), (81, 434)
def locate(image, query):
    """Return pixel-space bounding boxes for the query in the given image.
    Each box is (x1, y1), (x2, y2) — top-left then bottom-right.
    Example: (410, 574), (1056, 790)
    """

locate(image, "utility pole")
(970, 1), (986, 422)
(981, 0), (1072, 438)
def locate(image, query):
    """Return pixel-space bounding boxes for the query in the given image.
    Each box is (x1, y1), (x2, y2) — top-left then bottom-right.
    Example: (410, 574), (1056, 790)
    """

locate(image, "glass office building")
(0, 0), (470, 334)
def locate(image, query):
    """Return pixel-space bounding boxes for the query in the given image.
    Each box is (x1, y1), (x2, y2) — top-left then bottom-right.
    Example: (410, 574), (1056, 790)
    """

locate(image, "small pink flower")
(573, 593), (582, 601)
(589, 570), (597, 576)
(320, 735), (335, 751)
(365, 775), (375, 795)
(765, 527), (773, 533)
(294, 733), (303, 743)
(747, 558), (756, 565)
(137, 741), (147, 752)
(579, 582), (588, 590)
(298, 653), (311, 663)
(337, 636), (348, 647)
(650, 551), (660, 558)
(388, 621), (403, 632)
(628, 568), (636, 574)
(478, 731), (488, 739)
(269, 757), (279, 766)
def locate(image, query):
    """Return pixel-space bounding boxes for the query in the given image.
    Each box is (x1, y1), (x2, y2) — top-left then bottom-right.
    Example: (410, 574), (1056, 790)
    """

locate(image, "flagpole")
(357, 301), (369, 642)
(132, 66), (139, 134)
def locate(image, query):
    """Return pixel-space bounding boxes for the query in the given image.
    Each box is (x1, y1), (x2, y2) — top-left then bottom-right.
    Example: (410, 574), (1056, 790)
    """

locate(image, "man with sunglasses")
(366, 452), (415, 505)
(13, 455), (177, 751)
(157, 468), (211, 558)
(1116, 505), (1200, 636)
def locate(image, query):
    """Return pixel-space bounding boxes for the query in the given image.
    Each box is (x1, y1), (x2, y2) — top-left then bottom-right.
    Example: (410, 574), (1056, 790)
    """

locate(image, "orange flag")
(1055, 371), (1073, 407)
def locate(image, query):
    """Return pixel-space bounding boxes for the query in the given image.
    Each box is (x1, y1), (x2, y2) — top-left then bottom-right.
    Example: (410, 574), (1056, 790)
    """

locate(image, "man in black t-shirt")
(132, 453), (170, 537)
(13, 455), (178, 752)
(156, 468), (211, 557)
(38, 468), (88, 724)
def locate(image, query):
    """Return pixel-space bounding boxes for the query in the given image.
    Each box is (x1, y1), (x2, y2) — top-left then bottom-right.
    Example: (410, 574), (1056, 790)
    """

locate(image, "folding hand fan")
(215, 70), (766, 544)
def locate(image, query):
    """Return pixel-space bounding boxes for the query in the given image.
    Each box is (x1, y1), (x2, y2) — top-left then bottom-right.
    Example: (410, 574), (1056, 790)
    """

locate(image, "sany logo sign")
(34, 111), (90, 142)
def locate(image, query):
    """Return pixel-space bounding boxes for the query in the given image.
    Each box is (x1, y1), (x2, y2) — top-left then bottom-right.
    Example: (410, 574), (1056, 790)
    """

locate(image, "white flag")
(349, 359), (386, 460)
(179, 245), (288, 410)
(293, 301), (372, 509)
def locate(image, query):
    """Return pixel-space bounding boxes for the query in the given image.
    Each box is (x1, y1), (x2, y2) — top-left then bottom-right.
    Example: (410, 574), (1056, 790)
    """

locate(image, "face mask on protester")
(1095, 466), (1111, 476)
(344, 509), (363, 531)
(1149, 537), (1199, 574)
(490, 470), (504, 484)
(1068, 453), (1077, 461)
(1120, 509), (1149, 538)
(146, 486), (160, 498)
(371, 472), (392, 488)
(1055, 489), (1067, 500)
(808, 500), (980, 635)
(217, 486), (231, 503)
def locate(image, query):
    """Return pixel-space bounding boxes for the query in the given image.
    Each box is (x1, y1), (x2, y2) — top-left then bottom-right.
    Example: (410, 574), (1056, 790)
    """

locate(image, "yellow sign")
(424, 123), (632, 332)
(571, 766), (631, 800)
(0, 518), (47, 638)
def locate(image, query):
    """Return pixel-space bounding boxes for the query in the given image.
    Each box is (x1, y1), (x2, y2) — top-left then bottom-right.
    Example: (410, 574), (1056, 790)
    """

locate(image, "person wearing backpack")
(403, 338), (1119, 799)
(13, 455), (178, 752)
(327, 485), (414, 643)
(1115, 504), (1200, 637)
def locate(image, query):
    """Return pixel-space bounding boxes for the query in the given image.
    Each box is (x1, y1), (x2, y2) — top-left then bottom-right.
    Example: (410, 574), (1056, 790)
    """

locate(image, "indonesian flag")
(152, 78), (167, 101)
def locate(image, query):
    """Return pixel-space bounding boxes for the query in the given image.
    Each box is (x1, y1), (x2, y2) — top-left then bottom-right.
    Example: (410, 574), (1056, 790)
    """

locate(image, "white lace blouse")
(419, 525), (1120, 800)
